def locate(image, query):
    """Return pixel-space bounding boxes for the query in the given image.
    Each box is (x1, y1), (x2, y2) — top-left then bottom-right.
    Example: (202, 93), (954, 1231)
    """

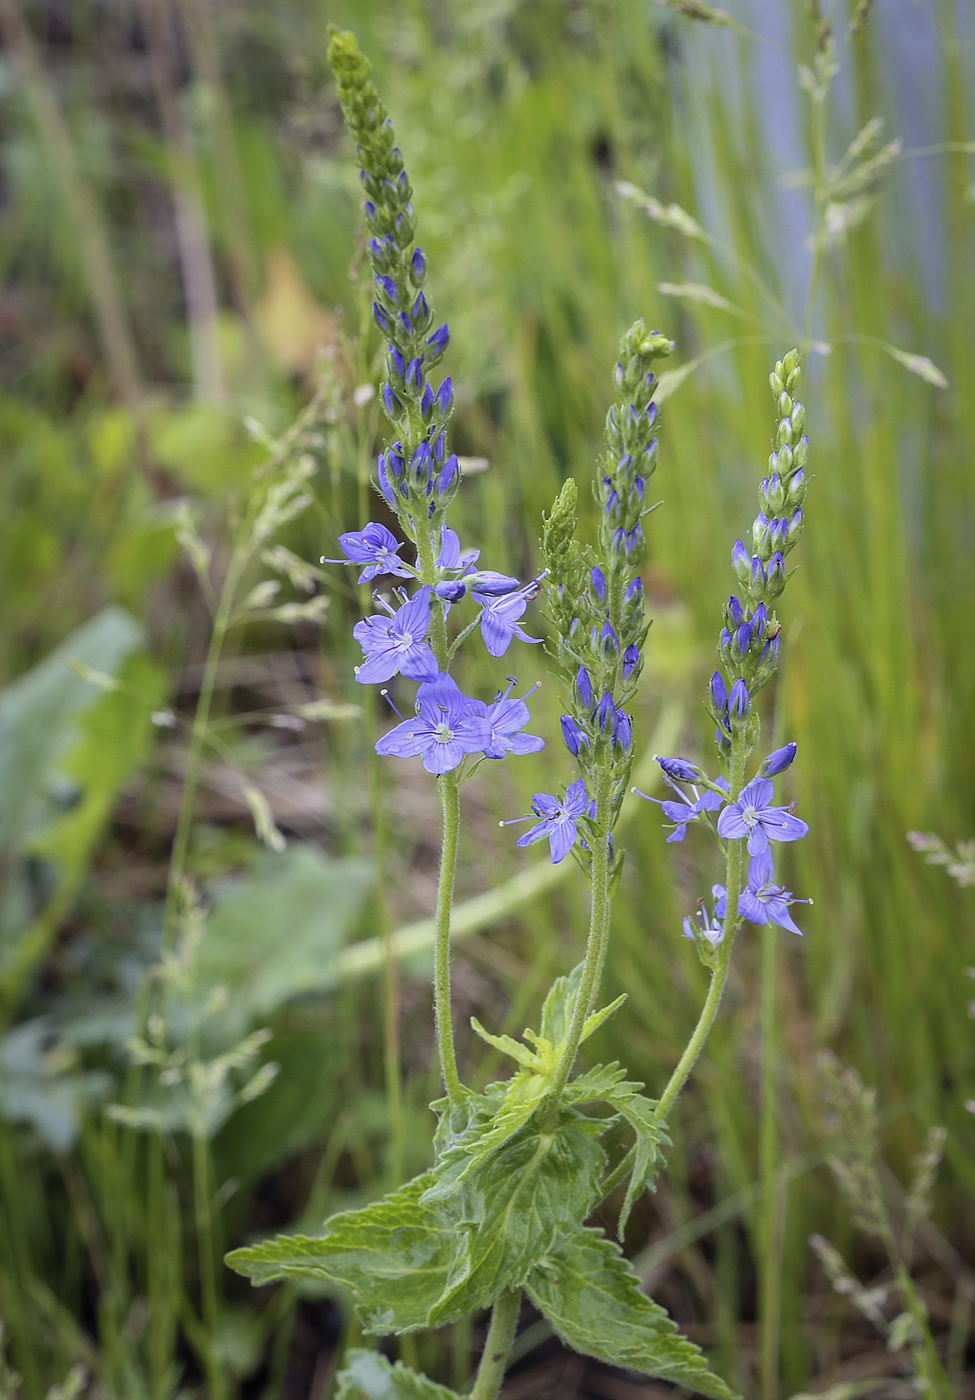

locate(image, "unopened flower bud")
(656, 755), (704, 783)
(576, 667), (594, 711)
(709, 671), (728, 713)
(591, 567), (607, 602)
(759, 742), (797, 777)
(561, 715), (588, 756)
(728, 679), (751, 729)
(597, 693), (616, 733)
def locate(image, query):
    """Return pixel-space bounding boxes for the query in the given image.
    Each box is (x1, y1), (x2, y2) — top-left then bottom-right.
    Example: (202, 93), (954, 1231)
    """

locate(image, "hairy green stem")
(655, 742), (748, 1121)
(434, 772), (465, 1106)
(546, 764), (614, 1107)
(759, 924), (785, 1400)
(468, 1289), (521, 1400)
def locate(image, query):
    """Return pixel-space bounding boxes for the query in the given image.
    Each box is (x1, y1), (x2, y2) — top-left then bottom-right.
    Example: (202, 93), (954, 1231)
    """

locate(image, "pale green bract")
(526, 1227), (739, 1399)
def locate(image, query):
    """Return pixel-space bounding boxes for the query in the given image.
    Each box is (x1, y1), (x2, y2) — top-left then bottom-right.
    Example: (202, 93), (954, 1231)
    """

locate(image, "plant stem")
(546, 764), (614, 1107)
(434, 772), (465, 1106)
(469, 1289), (521, 1400)
(655, 742), (748, 1120)
(162, 545), (244, 947)
(759, 924), (785, 1400)
(191, 1129), (226, 1400)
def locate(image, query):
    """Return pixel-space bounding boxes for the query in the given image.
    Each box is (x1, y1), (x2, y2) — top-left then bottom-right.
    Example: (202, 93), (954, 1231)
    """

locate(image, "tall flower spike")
(327, 30), (457, 535)
(708, 350), (809, 754)
(539, 322), (673, 846)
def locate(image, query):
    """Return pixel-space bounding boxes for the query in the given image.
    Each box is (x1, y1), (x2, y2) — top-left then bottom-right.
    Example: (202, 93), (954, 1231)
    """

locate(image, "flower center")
(742, 805), (758, 826)
(398, 630), (414, 647)
(434, 723), (453, 744)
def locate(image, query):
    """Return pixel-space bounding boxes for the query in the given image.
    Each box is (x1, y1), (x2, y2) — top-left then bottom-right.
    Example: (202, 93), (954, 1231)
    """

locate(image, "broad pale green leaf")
(427, 1074), (550, 1194)
(225, 1172), (455, 1334)
(336, 1350), (460, 1400)
(539, 962), (584, 1044)
(4, 648), (165, 1003)
(526, 1227), (739, 1399)
(425, 1111), (607, 1325)
(0, 605), (144, 854)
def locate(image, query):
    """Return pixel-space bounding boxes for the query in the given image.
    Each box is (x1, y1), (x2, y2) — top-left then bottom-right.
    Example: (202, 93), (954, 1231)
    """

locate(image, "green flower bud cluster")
(327, 29), (456, 533)
(541, 322), (673, 836)
(707, 349), (810, 752)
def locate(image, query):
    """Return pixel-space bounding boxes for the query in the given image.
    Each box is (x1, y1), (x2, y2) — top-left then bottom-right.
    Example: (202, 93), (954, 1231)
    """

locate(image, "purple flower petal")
(716, 806), (750, 840)
(759, 810), (809, 842)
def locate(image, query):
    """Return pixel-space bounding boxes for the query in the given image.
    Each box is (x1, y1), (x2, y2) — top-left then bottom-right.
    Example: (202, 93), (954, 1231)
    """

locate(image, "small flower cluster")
(708, 350), (809, 753)
(516, 323), (673, 863)
(640, 350), (812, 959)
(647, 744), (811, 949)
(326, 31), (544, 777)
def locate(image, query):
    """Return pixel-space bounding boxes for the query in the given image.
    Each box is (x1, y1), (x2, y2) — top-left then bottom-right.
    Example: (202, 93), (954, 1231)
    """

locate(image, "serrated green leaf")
(426, 1112), (607, 1325)
(526, 1227), (739, 1399)
(580, 993), (628, 1042)
(563, 1062), (632, 1105)
(225, 1172), (455, 1334)
(469, 1018), (538, 1068)
(335, 1350), (460, 1400)
(539, 962), (584, 1044)
(611, 1092), (669, 1237)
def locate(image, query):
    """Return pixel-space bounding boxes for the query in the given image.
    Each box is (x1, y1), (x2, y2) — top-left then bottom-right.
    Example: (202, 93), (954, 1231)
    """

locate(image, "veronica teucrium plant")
(226, 31), (812, 1400)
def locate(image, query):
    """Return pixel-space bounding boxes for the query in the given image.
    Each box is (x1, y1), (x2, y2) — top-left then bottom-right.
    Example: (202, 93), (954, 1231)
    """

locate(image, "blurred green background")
(0, 0), (972, 1396)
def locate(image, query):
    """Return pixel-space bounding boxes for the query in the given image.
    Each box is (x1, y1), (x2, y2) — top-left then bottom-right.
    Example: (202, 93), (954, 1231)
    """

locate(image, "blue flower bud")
(597, 693), (616, 733)
(599, 622), (619, 655)
(377, 274), (398, 304)
(410, 248), (426, 283)
(435, 378), (453, 415)
(727, 595), (743, 627)
(420, 383), (434, 418)
(576, 667), (594, 711)
(377, 454), (402, 507)
(613, 710), (632, 751)
(387, 443), (405, 479)
(728, 679), (751, 727)
(751, 555), (766, 593)
(388, 347), (406, 380)
(732, 539), (750, 584)
(720, 628), (732, 652)
(759, 742), (797, 777)
(709, 671), (728, 713)
(427, 324), (450, 356)
(752, 603), (767, 641)
(407, 358), (423, 392)
(368, 237), (386, 268)
(373, 301), (391, 336)
(411, 292), (431, 329)
(767, 552), (786, 592)
(410, 441), (431, 480)
(656, 755), (704, 783)
(397, 312), (413, 339)
(561, 715), (588, 756)
(591, 567), (607, 602)
(625, 576), (643, 603)
(364, 199), (377, 222)
(436, 454), (459, 496)
(716, 724), (732, 753)
(736, 622), (752, 656)
(432, 431), (446, 466)
(786, 509), (804, 547)
(435, 580), (466, 602)
(383, 384), (402, 416)
(623, 643), (640, 678)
